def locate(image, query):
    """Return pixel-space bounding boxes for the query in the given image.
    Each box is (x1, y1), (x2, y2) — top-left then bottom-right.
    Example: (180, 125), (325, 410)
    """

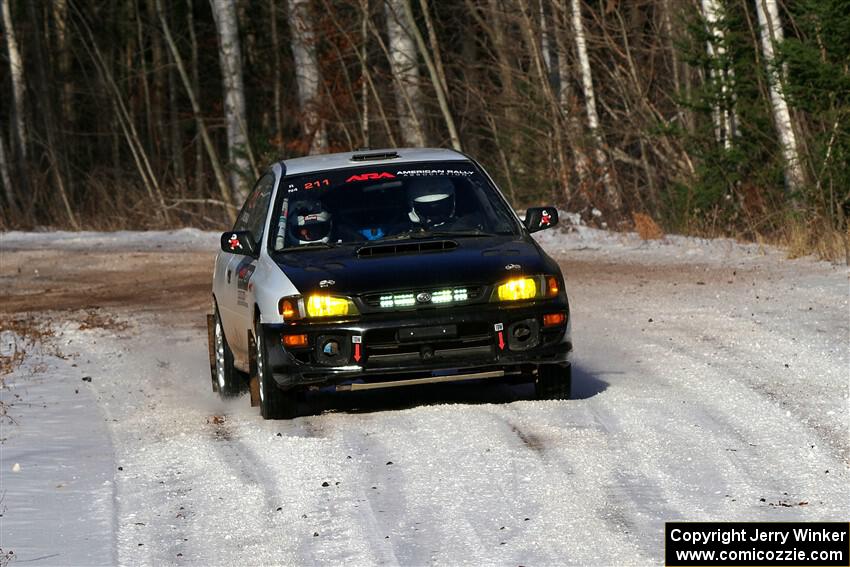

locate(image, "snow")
(0, 228), (219, 252)
(1, 328), (115, 565)
(1, 225), (848, 565)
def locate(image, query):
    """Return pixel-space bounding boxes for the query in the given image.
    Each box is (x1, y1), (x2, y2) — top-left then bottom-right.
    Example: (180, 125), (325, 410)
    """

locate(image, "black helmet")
(407, 178), (455, 226)
(288, 199), (332, 244)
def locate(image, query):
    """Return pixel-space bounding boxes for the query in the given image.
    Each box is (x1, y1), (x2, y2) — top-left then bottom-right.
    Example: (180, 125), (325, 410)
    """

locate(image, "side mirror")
(220, 231), (258, 256)
(524, 207), (559, 233)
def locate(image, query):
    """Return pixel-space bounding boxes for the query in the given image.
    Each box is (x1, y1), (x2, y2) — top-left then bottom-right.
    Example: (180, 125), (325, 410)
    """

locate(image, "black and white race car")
(208, 148), (572, 419)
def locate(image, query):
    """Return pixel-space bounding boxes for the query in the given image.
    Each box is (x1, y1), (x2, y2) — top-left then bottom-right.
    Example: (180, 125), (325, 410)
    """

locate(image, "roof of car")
(279, 147), (469, 177)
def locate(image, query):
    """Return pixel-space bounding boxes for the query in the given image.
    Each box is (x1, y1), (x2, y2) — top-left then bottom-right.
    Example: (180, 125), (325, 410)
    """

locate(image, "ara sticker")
(346, 172), (396, 183)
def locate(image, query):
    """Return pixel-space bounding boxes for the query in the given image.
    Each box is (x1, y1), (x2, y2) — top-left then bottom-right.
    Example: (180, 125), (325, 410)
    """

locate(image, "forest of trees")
(0, 0), (847, 259)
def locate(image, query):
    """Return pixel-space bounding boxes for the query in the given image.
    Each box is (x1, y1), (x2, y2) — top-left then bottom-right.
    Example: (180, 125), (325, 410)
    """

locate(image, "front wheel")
(534, 364), (572, 400)
(253, 321), (298, 420)
(212, 308), (244, 398)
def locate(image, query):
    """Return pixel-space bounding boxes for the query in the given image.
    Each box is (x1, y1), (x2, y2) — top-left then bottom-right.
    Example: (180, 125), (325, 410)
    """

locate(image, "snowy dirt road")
(1, 229), (848, 566)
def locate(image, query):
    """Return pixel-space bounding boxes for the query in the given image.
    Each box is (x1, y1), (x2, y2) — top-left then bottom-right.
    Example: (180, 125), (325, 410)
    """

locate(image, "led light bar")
(378, 288), (469, 308)
(379, 293), (415, 308)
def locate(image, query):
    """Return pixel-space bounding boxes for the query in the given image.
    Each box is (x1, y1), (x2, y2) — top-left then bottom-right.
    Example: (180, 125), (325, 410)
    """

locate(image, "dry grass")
(0, 315), (55, 377)
(78, 310), (131, 332)
(0, 315), (57, 425)
(783, 219), (850, 264)
(632, 212), (665, 240)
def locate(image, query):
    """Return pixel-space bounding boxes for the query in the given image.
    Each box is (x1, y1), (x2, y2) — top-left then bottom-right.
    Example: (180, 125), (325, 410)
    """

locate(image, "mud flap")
(247, 332), (260, 407)
(249, 377), (260, 407)
(206, 313), (218, 392)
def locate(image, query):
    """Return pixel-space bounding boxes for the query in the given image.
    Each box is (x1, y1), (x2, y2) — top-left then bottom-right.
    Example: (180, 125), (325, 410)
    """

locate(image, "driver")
(407, 177), (456, 228)
(288, 199), (333, 244)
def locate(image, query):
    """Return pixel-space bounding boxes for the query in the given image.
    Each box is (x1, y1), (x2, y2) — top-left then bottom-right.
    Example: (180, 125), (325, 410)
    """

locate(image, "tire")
(212, 308), (244, 398)
(534, 363), (572, 400)
(253, 320), (298, 420)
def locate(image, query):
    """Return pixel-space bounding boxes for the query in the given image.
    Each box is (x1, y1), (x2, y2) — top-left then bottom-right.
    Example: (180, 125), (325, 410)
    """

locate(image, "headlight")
(493, 275), (560, 302)
(497, 277), (538, 301)
(279, 295), (359, 320)
(305, 295), (358, 317)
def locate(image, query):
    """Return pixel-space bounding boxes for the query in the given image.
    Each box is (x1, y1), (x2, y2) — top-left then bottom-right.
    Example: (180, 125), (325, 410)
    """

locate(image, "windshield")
(271, 161), (518, 251)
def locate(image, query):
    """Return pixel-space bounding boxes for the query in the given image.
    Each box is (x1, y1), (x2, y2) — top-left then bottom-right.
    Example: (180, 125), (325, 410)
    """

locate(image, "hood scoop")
(357, 239), (458, 258)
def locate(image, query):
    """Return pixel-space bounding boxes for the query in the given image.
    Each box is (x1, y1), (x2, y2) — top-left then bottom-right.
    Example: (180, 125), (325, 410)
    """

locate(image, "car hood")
(273, 236), (553, 296)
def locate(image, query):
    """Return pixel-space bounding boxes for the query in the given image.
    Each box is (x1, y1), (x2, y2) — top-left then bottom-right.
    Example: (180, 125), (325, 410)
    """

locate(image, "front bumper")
(263, 300), (572, 390)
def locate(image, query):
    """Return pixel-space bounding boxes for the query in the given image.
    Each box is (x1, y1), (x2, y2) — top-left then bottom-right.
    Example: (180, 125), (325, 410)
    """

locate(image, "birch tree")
(569, 0), (620, 211)
(754, 0), (805, 195)
(1, 0), (27, 164)
(210, 0), (251, 202)
(700, 0), (737, 149)
(287, 0), (328, 153)
(552, 2), (590, 184)
(385, 0), (426, 146)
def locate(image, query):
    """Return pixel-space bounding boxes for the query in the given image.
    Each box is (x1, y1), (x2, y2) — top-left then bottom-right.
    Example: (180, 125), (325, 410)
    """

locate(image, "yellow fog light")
(305, 295), (358, 317)
(497, 277), (538, 301)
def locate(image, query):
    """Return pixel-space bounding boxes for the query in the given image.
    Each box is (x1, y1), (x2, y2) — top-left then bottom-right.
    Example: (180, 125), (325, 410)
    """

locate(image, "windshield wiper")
(275, 241), (337, 253)
(412, 229), (503, 238)
(359, 228), (510, 244)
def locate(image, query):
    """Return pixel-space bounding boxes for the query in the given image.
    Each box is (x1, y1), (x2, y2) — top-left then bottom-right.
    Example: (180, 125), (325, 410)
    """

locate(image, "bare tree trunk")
(539, 0), (552, 77)
(0, 129), (15, 215)
(134, 0), (155, 159)
(167, 42), (186, 183)
(569, 0), (620, 211)
(52, 0), (74, 123)
(360, 0), (370, 147)
(270, 0), (284, 150)
(701, 0), (737, 149)
(517, 0), (570, 199)
(287, 0), (328, 153)
(465, 0), (521, 179)
(402, 0), (461, 150)
(1, 0), (27, 165)
(156, 0), (235, 219)
(322, 0), (397, 147)
(74, 2), (170, 215)
(661, 0), (693, 135)
(187, 0), (205, 196)
(385, 0), (426, 146)
(553, 2), (590, 185)
(418, 0), (448, 98)
(26, 1), (78, 228)
(210, 0), (252, 202)
(755, 0), (805, 196)
(147, 0), (166, 168)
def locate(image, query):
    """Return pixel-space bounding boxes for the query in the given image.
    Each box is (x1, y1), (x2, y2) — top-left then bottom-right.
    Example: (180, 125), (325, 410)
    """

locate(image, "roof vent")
(350, 151), (400, 162)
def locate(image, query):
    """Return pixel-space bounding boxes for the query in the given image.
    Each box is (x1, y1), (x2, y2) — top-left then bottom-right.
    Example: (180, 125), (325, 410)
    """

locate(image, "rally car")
(208, 148), (572, 419)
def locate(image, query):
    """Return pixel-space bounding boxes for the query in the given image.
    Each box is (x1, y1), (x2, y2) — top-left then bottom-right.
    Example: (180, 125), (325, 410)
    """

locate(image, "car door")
(221, 173), (276, 361)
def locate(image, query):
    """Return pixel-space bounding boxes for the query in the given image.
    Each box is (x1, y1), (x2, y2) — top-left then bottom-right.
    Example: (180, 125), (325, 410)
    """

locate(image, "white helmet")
(407, 178), (455, 227)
